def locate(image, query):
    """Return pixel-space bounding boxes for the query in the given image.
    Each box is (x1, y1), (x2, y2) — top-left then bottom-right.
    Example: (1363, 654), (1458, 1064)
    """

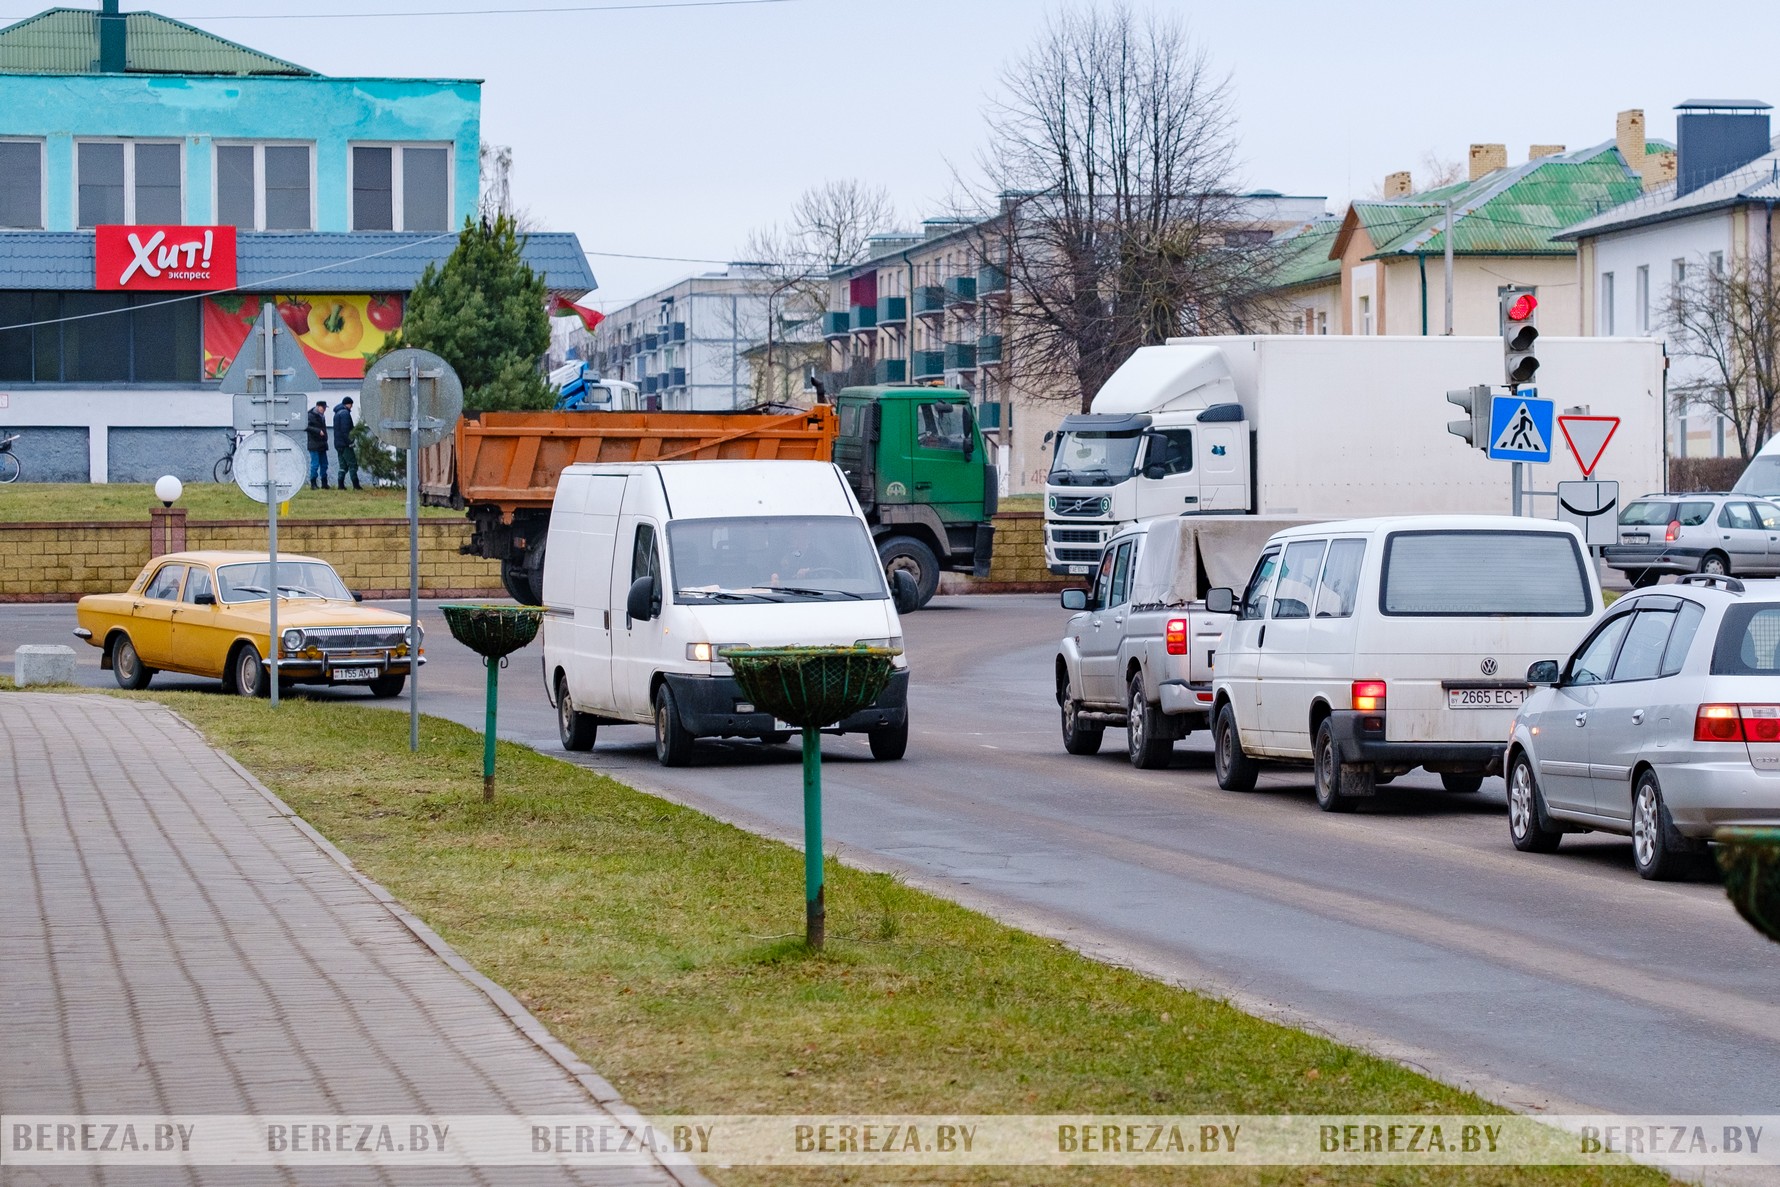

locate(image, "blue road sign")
(1488, 390), (1554, 463)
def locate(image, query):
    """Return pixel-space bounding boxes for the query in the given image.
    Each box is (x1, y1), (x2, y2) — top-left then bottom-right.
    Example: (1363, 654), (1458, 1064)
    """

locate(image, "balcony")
(912, 349), (945, 380)
(643, 375), (659, 394)
(873, 358), (906, 384)
(876, 295), (907, 325)
(975, 400), (1003, 430)
(913, 285), (946, 316)
(976, 333), (1003, 365)
(642, 333), (659, 352)
(666, 322), (686, 344)
(822, 311), (851, 338)
(945, 275), (977, 305)
(850, 303), (878, 332)
(668, 367), (686, 388)
(944, 341), (977, 371)
(977, 263), (1008, 296)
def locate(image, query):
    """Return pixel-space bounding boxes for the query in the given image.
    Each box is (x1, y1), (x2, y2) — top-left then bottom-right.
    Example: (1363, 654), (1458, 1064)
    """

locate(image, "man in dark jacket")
(332, 396), (361, 490)
(306, 400), (329, 490)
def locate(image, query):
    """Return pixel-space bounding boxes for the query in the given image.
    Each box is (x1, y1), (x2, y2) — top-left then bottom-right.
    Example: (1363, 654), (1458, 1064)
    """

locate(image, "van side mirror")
(1527, 659), (1560, 686)
(1060, 588), (1088, 611)
(627, 575), (660, 623)
(1204, 587), (1235, 614)
(890, 569), (921, 614)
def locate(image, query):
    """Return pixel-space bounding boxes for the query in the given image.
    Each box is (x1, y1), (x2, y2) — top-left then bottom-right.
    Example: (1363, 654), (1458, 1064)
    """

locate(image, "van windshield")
(1049, 431), (1141, 486)
(667, 516), (888, 601)
(1380, 531), (1592, 617)
(1733, 455), (1780, 497)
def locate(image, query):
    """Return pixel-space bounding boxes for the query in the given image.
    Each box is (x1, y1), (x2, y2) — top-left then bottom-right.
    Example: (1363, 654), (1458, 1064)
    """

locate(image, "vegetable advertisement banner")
(203, 293), (405, 380)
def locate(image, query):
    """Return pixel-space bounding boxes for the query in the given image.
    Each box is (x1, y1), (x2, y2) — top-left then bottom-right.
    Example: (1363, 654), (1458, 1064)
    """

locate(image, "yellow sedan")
(74, 551), (423, 697)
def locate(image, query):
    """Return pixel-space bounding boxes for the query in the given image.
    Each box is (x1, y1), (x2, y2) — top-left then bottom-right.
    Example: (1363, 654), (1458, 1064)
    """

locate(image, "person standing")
(333, 396), (361, 490)
(306, 399), (330, 490)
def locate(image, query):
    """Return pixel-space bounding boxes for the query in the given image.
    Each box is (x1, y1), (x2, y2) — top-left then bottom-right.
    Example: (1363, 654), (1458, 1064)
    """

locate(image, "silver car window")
(1619, 500), (1675, 526)
(1660, 601), (1706, 676)
(1757, 502), (1780, 530)
(1678, 501), (1714, 526)
(1720, 503), (1759, 530)
(1610, 610), (1676, 682)
(1712, 605), (1780, 675)
(1567, 613), (1633, 686)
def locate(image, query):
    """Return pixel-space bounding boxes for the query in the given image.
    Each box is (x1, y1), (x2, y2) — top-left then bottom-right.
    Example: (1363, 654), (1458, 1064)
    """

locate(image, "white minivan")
(540, 459), (911, 766)
(1210, 516), (1602, 811)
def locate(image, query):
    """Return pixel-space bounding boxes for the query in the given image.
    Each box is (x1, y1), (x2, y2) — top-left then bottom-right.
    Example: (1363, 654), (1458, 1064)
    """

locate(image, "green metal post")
(482, 657), (499, 801)
(801, 724), (824, 948)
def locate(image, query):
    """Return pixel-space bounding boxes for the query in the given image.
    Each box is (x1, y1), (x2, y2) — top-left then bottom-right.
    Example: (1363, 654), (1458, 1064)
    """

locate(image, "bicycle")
(0, 433), (19, 483)
(213, 429), (240, 483)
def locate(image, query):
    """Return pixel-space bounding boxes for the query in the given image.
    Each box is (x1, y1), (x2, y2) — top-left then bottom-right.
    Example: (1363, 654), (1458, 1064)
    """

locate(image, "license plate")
(332, 666), (379, 682)
(1068, 564), (1090, 575)
(773, 718), (795, 732)
(1622, 533), (1648, 543)
(1447, 687), (1526, 709)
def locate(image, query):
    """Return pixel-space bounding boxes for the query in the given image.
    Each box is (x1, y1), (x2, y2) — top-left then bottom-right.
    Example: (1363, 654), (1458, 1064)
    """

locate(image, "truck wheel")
(557, 674), (597, 751)
(1127, 675), (1173, 770)
(869, 715), (909, 761)
(878, 535), (939, 609)
(653, 683), (695, 767)
(1060, 695), (1104, 756)
(501, 560), (536, 605)
(1213, 704), (1257, 791)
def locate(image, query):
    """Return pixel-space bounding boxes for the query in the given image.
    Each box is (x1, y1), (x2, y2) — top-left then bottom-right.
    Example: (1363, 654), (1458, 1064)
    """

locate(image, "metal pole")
(801, 725), (825, 949)
(1512, 461), (1524, 517)
(482, 657), (498, 801)
(1443, 200), (1455, 336)
(407, 355), (421, 752)
(264, 303), (279, 708)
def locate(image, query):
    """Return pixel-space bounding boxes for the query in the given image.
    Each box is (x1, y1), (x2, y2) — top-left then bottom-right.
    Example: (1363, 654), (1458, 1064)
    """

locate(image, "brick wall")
(0, 518), (503, 602)
(940, 511), (1071, 594)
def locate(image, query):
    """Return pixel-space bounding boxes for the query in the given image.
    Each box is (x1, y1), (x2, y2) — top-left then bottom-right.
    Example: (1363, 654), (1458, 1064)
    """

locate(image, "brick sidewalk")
(0, 693), (704, 1186)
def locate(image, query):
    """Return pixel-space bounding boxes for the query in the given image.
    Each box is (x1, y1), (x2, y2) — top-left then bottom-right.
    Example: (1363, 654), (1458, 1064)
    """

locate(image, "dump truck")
(422, 384), (996, 608)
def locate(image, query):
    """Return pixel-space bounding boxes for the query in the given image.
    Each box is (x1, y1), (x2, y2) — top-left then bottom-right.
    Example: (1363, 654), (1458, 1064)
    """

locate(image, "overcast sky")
(10, 0), (1780, 308)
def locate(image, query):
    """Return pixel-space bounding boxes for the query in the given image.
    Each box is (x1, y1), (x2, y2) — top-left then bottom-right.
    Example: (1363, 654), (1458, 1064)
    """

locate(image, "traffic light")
(1447, 384), (1491, 449)
(1501, 286), (1539, 386)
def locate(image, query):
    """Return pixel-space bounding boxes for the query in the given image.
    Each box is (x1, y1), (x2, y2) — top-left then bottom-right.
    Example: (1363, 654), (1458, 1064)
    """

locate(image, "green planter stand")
(1716, 827), (1780, 944)
(723, 646), (900, 948)
(439, 604), (544, 800)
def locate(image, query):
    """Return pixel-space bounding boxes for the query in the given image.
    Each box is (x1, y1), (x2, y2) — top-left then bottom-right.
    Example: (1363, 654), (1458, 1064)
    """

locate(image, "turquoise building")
(0, 2), (595, 482)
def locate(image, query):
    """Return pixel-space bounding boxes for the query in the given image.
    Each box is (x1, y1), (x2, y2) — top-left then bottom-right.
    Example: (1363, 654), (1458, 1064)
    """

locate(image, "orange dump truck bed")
(422, 404), (839, 517)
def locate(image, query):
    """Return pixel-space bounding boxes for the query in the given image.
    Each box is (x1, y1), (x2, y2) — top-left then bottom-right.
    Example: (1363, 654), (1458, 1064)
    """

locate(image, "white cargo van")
(540, 459), (911, 766)
(1210, 516), (1602, 811)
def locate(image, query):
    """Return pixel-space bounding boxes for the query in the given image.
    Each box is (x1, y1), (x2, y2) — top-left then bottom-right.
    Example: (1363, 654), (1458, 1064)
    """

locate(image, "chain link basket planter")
(440, 604), (545, 800)
(723, 645), (901, 947)
(1716, 827), (1780, 944)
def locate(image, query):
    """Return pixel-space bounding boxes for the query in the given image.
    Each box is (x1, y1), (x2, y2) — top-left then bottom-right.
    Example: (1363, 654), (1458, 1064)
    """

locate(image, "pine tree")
(392, 214), (552, 412)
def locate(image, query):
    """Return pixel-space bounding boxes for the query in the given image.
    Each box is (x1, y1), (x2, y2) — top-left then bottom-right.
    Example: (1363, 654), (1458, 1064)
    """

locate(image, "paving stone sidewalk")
(0, 693), (704, 1187)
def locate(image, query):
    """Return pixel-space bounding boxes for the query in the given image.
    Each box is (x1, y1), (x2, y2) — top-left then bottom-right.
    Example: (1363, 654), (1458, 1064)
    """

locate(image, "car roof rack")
(1677, 573), (1746, 593)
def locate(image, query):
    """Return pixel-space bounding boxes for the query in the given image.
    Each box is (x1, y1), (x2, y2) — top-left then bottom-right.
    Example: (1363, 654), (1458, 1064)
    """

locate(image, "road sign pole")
(1512, 461), (1523, 517)
(264, 302), (280, 708)
(407, 354), (420, 753)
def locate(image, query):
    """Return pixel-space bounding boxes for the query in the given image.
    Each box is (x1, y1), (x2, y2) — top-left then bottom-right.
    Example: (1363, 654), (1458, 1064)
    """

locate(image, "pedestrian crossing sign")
(1487, 391), (1554, 463)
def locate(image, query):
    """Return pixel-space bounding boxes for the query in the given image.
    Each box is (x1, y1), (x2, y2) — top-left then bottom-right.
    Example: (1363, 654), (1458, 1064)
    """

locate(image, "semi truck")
(422, 384), (996, 608)
(1044, 335), (1668, 574)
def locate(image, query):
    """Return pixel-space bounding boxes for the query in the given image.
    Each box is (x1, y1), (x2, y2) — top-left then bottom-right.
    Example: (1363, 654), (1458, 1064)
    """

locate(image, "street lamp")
(154, 475), (184, 508)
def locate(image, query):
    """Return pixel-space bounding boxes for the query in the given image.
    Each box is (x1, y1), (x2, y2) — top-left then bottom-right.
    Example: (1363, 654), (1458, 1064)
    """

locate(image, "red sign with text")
(95, 225), (237, 291)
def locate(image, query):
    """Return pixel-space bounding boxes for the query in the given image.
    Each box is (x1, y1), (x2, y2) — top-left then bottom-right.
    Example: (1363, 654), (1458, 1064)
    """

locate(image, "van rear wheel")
(1313, 719), (1370, 812)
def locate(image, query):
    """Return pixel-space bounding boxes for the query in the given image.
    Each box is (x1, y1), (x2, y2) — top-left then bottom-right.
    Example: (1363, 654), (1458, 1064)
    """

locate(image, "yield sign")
(1557, 415), (1619, 477)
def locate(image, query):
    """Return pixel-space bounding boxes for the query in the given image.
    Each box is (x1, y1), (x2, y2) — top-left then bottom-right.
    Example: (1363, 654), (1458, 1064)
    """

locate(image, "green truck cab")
(833, 385), (997, 607)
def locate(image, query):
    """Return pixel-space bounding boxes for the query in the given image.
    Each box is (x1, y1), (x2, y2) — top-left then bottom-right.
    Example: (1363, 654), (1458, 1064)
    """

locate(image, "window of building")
(1599, 272), (1615, 334)
(1636, 264), (1650, 333)
(1316, 311), (1327, 335)
(76, 140), (182, 227)
(1358, 295), (1372, 335)
(1672, 258), (1686, 290)
(1710, 251), (1725, 276)
(351, 144), (452, 232)
(0, 290), (200, 383)
(216, 143), (313, 231)
(0, 139), (43, 228)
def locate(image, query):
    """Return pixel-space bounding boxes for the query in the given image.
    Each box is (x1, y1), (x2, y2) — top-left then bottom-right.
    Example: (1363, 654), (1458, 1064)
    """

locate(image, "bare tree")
(975, 4), (1274, 411)
(1667, 257), (1780, 457)
(1418, 150), (1466, 190)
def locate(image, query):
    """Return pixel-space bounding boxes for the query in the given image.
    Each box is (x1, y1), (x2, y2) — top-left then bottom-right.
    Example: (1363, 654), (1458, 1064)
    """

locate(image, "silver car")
(1506, 573), (1780, 878)
(1604, 493), (1780, 586)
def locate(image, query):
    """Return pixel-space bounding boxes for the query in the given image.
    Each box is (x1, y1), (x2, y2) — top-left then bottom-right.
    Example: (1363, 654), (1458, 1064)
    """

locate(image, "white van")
(540, 459), (910, 766)
(1210, 516), (1602, 811)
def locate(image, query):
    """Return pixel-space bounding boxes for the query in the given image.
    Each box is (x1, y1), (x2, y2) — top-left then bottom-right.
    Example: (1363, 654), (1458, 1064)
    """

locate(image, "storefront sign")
(95, 225), (238, 291)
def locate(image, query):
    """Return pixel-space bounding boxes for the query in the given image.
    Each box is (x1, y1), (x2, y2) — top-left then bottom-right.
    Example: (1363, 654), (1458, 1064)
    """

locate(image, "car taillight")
(1165, 618), (1188, 655)
(1666, 519), (1681, 543)
(1694, 704), (1780, 742)
(1352, 680), (1387, 712)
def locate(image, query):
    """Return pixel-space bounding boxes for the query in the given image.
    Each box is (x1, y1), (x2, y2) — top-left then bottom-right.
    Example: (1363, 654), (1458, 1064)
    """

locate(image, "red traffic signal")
(1506, 292), (1538, 322)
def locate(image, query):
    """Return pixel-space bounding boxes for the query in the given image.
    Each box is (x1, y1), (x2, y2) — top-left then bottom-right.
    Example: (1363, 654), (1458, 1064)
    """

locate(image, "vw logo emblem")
(1480, 657), (1498, 676)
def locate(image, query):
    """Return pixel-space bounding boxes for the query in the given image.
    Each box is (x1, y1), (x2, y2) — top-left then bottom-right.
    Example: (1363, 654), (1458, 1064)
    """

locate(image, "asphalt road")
(8, 594), (1778, 1122)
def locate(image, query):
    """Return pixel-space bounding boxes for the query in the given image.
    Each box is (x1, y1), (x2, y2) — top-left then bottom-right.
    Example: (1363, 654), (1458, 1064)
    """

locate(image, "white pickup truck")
(1056, 516), (1296, 768)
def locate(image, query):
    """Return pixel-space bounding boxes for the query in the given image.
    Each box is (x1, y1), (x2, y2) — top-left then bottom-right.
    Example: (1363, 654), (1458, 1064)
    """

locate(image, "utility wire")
(119, 0), (802, 21)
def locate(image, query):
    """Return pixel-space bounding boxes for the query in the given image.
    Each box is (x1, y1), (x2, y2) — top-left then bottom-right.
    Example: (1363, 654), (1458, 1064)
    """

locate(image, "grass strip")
(48, 688), (1666, 1186)
(0, 482), (459, 523)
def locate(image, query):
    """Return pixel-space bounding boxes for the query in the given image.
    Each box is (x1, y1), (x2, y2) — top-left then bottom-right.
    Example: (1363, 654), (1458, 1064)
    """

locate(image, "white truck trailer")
(1044, 335), (1668, 574)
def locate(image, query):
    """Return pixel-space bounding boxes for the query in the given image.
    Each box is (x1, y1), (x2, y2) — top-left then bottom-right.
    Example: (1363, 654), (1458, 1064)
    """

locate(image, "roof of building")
(1263, 218), (1342, 291)
(0, 231), (598, 293)
(1555, 139), (1780, 240)
(1328, 139), (1670, 263)
(0, 7), (315, 75)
